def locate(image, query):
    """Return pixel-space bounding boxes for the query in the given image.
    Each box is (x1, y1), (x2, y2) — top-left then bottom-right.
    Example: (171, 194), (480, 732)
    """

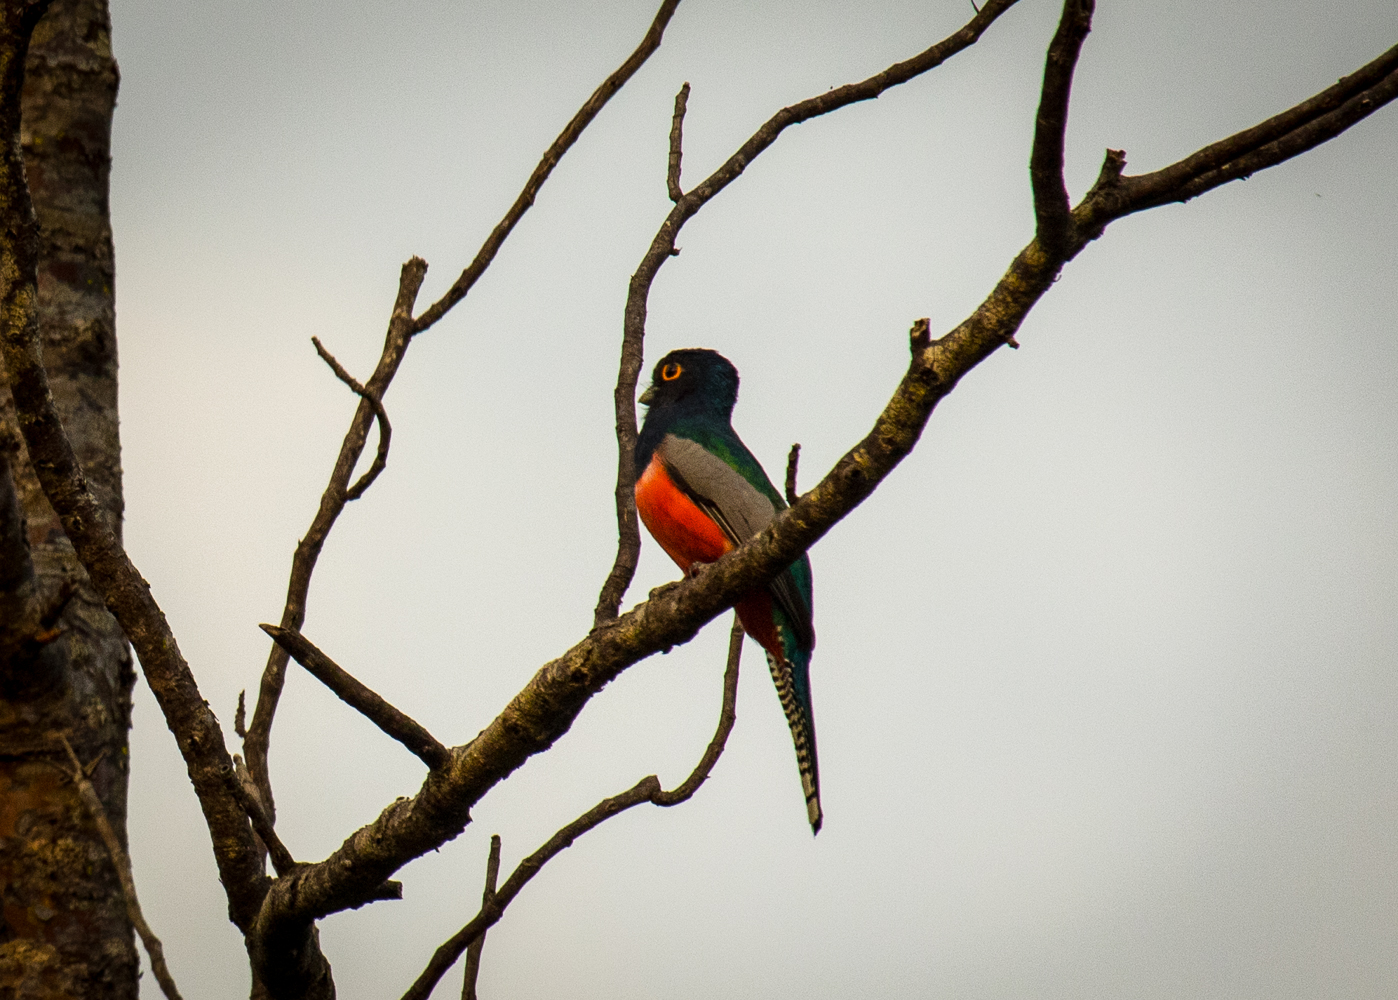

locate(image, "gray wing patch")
(660, 434), (814, 652)
(658, 434), (777, 543)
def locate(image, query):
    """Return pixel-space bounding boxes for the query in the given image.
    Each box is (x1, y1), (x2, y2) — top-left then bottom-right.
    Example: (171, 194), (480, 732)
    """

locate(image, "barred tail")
(765, 648), (822, 835)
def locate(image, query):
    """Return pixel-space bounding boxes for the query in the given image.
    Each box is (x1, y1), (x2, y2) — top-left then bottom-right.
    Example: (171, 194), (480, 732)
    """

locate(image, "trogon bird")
(634, 348), (822, 834)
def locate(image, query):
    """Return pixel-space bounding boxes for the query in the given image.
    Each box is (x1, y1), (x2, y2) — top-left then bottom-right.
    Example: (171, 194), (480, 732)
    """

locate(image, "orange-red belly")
(635, 454), (783, 658)
(635, 454), (732, 571)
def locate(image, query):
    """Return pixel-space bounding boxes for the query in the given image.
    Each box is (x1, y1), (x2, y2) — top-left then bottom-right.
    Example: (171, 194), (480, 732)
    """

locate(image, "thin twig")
(401, 619), (743, 1000)
(1030, 0), (1094, 257)
(592, 0), (1025, 627)
(784, 444), (801, 506)
(231, 754), (298, 877)
(57, 736), (184, 1000)
(260, 625), (450, 770)
(312, 336), (392, 502)
(461, 835), (502, 1000)
(667, 82), (690, 202)
(410, 0), (684, 335)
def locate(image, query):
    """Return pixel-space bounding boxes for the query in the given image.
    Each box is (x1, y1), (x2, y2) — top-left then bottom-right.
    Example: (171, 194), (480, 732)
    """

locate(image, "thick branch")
(58, 736), (184, 1000)
(245, 257), (427, 822)
(592, 0), (1025, 627)
(1030, 0), (1094, 256)
(401, 618), (743, 1000)
(261, 625), (450, 771)
(409, 0), (683, 335)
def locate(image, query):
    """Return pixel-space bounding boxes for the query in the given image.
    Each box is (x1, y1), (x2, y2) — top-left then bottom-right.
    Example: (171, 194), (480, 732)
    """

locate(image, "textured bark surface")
(0, 0), (134, 997)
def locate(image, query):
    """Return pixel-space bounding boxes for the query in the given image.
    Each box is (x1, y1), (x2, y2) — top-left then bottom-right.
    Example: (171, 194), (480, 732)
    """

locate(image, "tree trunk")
(0, 0), (133, 996)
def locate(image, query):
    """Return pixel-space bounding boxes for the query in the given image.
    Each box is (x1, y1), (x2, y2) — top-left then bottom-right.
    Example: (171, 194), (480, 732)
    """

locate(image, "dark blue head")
(635, 349), (741, 470)
(638, 348), (739, 417)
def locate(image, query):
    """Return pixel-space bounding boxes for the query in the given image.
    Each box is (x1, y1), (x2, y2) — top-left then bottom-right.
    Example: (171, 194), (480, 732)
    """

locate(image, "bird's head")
(638, 348), (739, 415)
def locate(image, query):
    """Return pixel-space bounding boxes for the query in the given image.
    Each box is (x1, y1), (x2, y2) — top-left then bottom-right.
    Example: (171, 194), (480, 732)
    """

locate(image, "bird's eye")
(661, 363), (682, 381)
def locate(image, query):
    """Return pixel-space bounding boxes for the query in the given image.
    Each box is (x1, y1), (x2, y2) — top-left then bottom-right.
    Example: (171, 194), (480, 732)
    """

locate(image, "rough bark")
(0, 0), (135, 997)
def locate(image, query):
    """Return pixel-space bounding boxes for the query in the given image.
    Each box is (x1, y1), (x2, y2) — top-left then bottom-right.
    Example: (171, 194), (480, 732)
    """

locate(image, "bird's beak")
(639, 384), (657, 405)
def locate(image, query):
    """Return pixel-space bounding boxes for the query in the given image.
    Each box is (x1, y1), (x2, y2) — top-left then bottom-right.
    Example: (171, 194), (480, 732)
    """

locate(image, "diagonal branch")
(312, 336), (392, 502)
(400, 618), (743, 1000)
(261, 625), (450, 770)
(592, 0), (1025, 627)
(231, 755), (299, 877)
(1030, 0), (1094, 257)
(57, 735), (184, 1000)
(409, 0), (684, 336)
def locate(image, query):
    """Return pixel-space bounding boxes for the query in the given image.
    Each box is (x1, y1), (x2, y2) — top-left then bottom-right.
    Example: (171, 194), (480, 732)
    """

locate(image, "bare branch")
(312, 336), (392, 502)
(652, 617), (743, 805)
(57, 736), (184, 1000)
(246, 256), (427, 823)
(410, 0), (684, 336)
(261, 625), (450, 770)
(1079, 42), (1398, 229)
(460, 834), (501, 1000)
(401, 618), (743, 1000)
(232, 754), (298, 877)
(667, 81), (690, 202)
(592, 0), (1025, 627)
(1031, 0), (1094, 257)
(784, 444), (801, 507)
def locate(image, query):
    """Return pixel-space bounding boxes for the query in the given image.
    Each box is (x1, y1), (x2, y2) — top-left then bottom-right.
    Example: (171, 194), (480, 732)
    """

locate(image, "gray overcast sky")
(105, 1), (1397, 997)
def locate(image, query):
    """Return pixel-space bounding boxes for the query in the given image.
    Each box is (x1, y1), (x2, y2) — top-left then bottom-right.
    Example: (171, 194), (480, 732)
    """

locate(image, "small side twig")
(401, 619), (744, 1000)
(666, 82), (690, 202)
(231, 754), (298, 877)
(260, 625), (450, 770)
(57, 735), (184, 1000)
(461, 834), (502, 1000)
(312, 336), (393, 502)
(784, 444), (801, 506)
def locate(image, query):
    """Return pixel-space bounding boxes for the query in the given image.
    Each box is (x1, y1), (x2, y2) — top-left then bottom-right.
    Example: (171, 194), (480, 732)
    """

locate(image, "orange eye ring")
(661, 363), (683, 381)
